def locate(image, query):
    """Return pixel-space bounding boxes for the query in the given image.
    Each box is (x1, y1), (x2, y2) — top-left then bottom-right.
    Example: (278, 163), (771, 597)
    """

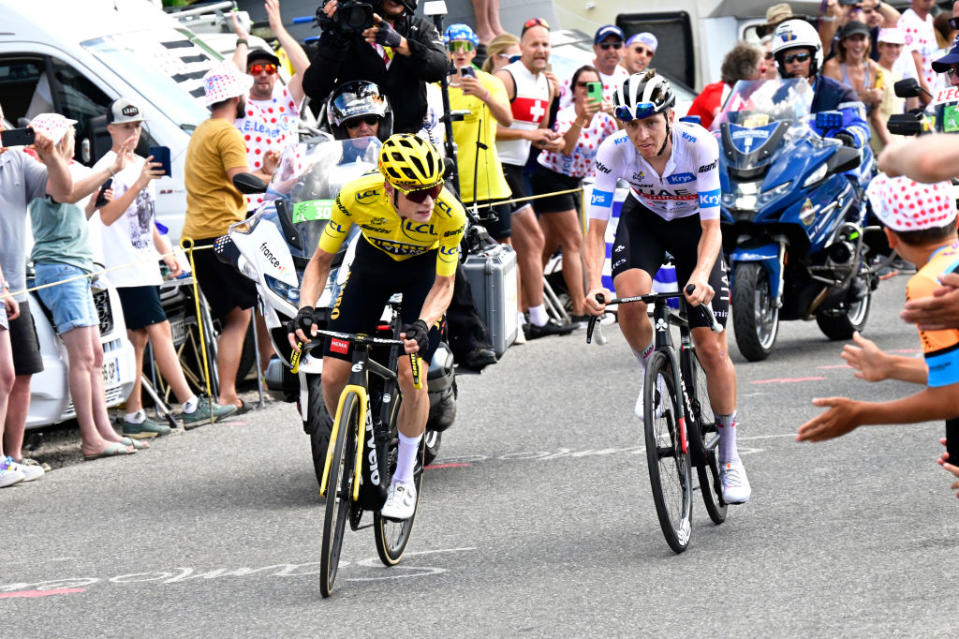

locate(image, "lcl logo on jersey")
(356, 188), (379, 203)
(401, 220), (436, 240)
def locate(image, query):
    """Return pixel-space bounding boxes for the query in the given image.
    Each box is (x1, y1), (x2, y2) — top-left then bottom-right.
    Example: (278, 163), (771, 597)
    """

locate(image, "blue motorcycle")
(715, 79), (878, 361)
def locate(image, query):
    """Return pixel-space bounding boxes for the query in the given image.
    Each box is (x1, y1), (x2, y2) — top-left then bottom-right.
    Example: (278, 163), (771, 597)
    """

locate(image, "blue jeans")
(34, 263), (98, 334)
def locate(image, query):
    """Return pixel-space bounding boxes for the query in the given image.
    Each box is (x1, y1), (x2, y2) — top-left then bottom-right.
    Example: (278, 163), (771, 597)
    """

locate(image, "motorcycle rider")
(326, 80), (393, 142)
(290, 134), (465, 519)
(771, 19), (871, 149)
(584, 71), (750, 505)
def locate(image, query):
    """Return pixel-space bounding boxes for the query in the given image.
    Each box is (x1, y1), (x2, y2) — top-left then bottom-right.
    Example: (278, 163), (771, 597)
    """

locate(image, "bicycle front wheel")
(644, 350), (693, 553)
(683, 350), (727, 525)
(374, 397), (422, 566)
(320, 390), (360, 598)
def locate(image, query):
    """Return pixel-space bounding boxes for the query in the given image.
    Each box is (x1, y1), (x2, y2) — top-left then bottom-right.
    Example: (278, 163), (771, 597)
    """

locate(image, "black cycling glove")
(294, 306), (316, 339)
(834, 131), (856, 148)
(402, 319), (430, 355)
(374, 20), (403, 48)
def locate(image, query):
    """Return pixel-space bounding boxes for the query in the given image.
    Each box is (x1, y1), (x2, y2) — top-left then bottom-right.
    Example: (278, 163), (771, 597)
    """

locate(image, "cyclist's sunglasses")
(345, 115), (380, 128)
(447, 41), (474, 53)
(598, 41), (623, 50)
(396, 182), (443, 203)
(782, 51), (811, 64)
(248, 63), (277, 75)
(614, 102), (658, 121)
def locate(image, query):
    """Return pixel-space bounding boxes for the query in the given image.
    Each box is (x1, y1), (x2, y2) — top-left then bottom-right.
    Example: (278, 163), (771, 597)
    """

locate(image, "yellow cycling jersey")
(319, 172), (467, 277)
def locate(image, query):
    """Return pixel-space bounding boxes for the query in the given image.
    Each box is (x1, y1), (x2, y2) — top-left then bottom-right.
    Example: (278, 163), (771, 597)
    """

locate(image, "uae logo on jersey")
(512, 97), (547, 124)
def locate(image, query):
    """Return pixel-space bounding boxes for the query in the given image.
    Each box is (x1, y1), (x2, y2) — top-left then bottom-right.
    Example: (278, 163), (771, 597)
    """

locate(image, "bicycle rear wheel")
(644, 350), (693, 553)
(374, 398), (422, 566)
(320, 390), (360, 598)
(683, 350), (727, 525)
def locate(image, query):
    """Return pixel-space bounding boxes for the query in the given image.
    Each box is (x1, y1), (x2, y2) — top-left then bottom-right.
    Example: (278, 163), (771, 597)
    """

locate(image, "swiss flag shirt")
(234, 85), (302, 209)
(497, 60), (551, 166)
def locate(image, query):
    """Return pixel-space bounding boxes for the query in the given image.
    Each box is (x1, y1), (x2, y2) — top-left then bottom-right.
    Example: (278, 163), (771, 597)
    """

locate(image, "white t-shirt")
(235, 84), (302, 210)
(559, 65), (629, 110)
(899, 9), (937, 88)
(90, 152), (162, 288)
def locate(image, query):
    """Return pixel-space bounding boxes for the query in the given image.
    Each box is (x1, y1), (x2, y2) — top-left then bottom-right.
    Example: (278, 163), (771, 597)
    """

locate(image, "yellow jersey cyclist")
(290, 134), (466, 519)
(583, 70), (750, 504)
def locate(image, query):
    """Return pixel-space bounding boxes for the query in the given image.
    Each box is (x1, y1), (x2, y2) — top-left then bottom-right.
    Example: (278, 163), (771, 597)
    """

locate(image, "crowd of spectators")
(5, 0), (959, 491)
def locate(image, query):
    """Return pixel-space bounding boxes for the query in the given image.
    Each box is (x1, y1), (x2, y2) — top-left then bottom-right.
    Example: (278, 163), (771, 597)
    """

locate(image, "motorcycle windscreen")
(714, 79), (814, 171)
(267, 136), (382, 260)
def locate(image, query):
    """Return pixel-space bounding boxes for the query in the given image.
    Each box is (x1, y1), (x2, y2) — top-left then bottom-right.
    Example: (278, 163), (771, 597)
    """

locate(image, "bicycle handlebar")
(289, 329), (424, 388)
(585, 285), (723, 344)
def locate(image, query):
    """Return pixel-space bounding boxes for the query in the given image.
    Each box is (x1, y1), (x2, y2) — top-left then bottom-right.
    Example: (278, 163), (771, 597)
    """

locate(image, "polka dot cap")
(28, 113), (77, 145)
(866, 174), (957, 232)
(202, 62), (254, 107)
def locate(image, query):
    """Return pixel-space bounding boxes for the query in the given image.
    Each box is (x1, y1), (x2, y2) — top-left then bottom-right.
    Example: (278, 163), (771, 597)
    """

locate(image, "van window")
(0, 58), (47, 126)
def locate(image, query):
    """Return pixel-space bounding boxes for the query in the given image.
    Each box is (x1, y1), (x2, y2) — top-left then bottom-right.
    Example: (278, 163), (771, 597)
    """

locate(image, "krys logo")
(666, 172), (695, 185)
(401, 220), (436, 240)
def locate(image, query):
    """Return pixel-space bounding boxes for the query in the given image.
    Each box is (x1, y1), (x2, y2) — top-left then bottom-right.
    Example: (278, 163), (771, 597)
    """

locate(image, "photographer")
(302, 0), (448, 135)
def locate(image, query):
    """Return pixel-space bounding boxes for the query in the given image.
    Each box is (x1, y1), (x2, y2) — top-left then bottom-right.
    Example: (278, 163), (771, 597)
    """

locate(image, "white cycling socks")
(528, 304), (549, 327)
(394, 432), (423, 485)
(633, 341), (655, 370)
(716, 411), (738, 462)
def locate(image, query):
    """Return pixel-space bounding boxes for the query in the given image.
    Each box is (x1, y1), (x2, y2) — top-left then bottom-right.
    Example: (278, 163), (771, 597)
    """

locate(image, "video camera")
(316, 0), (375, 35)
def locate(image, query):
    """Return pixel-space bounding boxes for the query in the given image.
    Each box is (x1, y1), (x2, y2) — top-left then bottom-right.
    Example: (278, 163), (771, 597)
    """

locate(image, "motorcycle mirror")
(233, 172), (268, 194)
(886, 113), (923, 136)
(827, 146), (862, 173)
(894, 78), (922, 99)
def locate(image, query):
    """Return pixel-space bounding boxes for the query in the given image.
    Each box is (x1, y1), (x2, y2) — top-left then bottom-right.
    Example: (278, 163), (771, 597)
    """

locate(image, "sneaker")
(719, 458), (751, 504)
(461, 347), (497, 371)
(181, 397), (237, 426)
(8, 457), (44, 482)
(634, 373), (668, 421)
(380, 480), (417, 520)
(524, 318), (576, 340)
(0, 457), (25, 488)
(122, 416), (171, 439)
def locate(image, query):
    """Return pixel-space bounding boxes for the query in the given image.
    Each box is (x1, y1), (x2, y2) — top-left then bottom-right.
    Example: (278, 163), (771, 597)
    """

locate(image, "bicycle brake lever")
(409, 353), (424, 389)
(684, 284), (724, 333)
(586, 293), (605, 344)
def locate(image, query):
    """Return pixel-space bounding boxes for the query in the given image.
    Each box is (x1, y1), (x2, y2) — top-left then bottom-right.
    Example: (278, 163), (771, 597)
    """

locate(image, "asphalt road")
(2, 273), (957, 637)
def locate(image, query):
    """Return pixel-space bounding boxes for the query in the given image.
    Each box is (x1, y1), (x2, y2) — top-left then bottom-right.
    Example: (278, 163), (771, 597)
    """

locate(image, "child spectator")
(91, 98), (236, 433)
(480, 33), (519, 74)
(797, 175), (959, 495)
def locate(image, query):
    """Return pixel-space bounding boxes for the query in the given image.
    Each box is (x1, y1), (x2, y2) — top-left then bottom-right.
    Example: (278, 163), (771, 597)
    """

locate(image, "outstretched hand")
(796, 397), (862, 442)
(841, 331), (888, 382)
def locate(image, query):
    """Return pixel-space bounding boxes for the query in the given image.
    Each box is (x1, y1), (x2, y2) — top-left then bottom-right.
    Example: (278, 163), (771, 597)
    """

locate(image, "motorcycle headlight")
(802, 164), (828, 188)
(265, 274), (300, 304)
(758, 181), (792, 205)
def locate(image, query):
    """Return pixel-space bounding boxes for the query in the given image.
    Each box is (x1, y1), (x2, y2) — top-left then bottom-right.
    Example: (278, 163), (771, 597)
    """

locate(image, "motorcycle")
(219, 135), (456, 486)
(715, 78), (880, 361)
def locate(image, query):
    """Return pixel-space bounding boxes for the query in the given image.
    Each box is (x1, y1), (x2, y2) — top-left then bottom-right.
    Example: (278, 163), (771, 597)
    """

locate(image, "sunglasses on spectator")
(345, 115), (380, 128)
(521, 17), (550, 33)
(248, 63), (277, 75)
(782, 52), (811, 64)
(631, 45), (654, 56)
(614, 101), (658, 121)
(395, 182), (443, 203)
(575, 80), (596, 87)
(947, 65), (959, 79)
(497, 52), (521, 63)
(447, 41), (474, 53)
(598, 41), (623, 50)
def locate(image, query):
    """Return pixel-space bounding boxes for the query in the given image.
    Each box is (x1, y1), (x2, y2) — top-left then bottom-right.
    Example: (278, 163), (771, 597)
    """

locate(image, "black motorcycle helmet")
(326, 80), (394, 141)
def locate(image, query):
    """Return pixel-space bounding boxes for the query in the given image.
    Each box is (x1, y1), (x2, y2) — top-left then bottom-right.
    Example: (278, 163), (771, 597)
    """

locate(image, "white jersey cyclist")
(587, 120), (721, 223)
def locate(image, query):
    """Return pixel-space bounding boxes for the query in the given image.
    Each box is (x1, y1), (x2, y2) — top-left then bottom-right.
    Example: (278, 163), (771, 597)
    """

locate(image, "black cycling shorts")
(323, 237), (441, 362)
(611, 196), (729, 329)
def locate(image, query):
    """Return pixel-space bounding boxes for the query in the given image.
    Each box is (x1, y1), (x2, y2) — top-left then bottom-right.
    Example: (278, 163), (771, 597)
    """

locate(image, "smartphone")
(1, 127), (35, 147)
(94, 178), (113, 208)
(586, 81), (603, 103)
(148, 145), (172, 177)
(460, 66), (476, 78)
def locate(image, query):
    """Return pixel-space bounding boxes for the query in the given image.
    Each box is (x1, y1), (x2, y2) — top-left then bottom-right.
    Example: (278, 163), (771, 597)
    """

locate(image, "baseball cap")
(246, 48), (280, 68)
(444, 23), (479, 47)
(202, 62), (254, 108)
(107, 98), (146, 124)
(594, 25), (624, 45)
(626, 32), (658, 53)
(838, 20), (871, 41)
(877, 28), (905, 45)
(932, 34), (959, 72)
(29, 113), (77, 145)
(866, 174), (957, 232)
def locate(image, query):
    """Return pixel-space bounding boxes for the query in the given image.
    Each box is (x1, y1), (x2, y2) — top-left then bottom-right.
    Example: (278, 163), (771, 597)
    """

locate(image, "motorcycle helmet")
(771, 19), (823, 77)
(326, 80), (393, 141)
(378, 133), (444, 190)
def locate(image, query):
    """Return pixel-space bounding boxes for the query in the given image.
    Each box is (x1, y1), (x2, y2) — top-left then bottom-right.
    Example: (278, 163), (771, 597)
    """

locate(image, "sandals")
(83, 441), (135, 461)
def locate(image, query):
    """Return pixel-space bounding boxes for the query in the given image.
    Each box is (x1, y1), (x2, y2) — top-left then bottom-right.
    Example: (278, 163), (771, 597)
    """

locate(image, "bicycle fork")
(652, 304), (688, 456)
(319, 356), (371, 500)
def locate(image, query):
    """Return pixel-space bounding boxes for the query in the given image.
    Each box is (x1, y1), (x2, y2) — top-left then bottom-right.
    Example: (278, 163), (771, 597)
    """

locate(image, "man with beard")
(182, 63), (278, 415)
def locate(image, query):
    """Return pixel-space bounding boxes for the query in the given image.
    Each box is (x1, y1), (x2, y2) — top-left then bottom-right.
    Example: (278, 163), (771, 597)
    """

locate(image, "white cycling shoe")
(719, 458), (751, 504)
(380, 480), (417, 520)
(634, 374), (668, 421)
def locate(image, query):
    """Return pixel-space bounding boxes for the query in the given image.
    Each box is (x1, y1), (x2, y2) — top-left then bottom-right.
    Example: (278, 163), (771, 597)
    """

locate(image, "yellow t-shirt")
(319, 172), (466, 277)
(182, 118), (249, 240)
(448, 71), (511, 203)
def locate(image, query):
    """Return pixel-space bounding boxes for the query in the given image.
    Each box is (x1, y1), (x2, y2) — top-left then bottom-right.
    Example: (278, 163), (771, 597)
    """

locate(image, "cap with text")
(866, 174), (957, 232)
(108, 98), (146, 124)
(594, 25), (624, 44)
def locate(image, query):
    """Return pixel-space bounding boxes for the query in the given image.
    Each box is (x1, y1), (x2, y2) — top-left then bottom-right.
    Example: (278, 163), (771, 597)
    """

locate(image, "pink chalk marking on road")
(751, 376), (827, 384)
(817, 364), (852, 370)
(425, 463), (471, 470)
(0, 588), (86, 599)
(888, 348), (920, 354)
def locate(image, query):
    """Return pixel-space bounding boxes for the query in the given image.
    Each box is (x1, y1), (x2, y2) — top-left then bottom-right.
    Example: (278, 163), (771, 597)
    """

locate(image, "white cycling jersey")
(587, 121), (721, 222)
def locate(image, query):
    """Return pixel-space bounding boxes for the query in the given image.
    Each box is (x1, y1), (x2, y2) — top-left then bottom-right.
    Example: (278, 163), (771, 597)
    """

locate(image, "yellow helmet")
(378, 133), (444, 191)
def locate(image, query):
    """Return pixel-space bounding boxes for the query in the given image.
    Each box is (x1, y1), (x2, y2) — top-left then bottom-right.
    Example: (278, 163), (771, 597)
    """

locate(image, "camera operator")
(302, 0), (448, 135)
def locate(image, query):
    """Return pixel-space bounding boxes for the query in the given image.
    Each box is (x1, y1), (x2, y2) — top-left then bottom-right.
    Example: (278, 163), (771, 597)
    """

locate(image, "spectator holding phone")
(28, 113), (141, 460)
(92, 98), (237, 434)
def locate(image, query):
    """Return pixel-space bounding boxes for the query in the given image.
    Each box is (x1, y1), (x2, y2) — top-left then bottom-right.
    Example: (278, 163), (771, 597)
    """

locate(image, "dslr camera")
(316, 0), (375, 34)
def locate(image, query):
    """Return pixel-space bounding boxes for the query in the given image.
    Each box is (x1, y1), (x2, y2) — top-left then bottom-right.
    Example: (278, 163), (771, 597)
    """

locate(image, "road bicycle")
(297, 306), (425, 597)
(588, 285), (727, 553)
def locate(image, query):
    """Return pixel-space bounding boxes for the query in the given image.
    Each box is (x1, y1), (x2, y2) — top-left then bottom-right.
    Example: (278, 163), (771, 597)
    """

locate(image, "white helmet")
(771, 19), (823, 77)
(613, 70), (675, 121)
